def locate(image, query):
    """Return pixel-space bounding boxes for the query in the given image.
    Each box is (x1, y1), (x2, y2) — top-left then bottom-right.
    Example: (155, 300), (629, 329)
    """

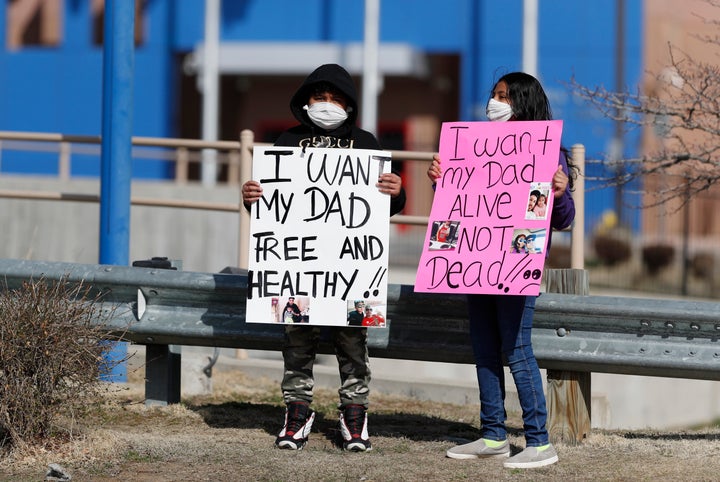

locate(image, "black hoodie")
(274, 64), (406, 215)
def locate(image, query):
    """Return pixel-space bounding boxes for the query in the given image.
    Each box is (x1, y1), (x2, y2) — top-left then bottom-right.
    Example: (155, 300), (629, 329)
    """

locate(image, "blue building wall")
(0, 0), (644, 230)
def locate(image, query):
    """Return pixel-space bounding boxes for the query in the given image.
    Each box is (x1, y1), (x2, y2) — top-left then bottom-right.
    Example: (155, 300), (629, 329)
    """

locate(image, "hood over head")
(289, 64), (359, 128)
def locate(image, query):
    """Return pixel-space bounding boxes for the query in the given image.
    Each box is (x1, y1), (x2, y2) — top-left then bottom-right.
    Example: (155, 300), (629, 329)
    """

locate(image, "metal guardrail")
(2, 258), (719, 385)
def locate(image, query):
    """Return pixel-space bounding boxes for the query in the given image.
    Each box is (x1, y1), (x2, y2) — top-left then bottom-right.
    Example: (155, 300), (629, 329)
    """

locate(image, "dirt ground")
(1, 363), (720, 482)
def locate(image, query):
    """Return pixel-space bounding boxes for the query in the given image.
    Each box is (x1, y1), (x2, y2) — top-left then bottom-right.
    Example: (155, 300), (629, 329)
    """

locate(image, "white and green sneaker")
(503, 443), (558, 469)
(446, 438), (510, 459)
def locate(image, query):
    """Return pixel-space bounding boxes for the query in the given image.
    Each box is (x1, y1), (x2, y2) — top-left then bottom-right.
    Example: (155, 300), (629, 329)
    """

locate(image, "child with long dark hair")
(428, 72), (576, 469)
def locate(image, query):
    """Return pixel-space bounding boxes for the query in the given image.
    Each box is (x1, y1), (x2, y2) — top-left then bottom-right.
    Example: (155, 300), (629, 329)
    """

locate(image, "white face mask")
(304, 102), (349, 130)
(486, 98), (513, 122)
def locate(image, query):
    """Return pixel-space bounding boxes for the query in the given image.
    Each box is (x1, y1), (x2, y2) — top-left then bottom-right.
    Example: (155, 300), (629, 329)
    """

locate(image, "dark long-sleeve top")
(545, 149), (576, 254)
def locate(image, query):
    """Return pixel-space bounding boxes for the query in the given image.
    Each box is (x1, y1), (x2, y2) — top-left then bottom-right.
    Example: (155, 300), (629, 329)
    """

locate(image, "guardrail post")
(544, 268), (591, 445)
(132, 257), (182, 406)
(145, 344), (182, 406)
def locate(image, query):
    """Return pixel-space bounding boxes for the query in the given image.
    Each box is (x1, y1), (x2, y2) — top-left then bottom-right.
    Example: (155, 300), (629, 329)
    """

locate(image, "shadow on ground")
(190, 400), (524, 444)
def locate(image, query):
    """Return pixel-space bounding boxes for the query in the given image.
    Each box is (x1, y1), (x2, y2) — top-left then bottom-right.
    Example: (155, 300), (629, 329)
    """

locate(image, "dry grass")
(1, 363), (720, 481)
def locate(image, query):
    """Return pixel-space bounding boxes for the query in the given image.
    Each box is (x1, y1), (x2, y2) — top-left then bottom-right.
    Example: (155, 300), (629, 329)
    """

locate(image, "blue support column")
(99, 0), (135, 382)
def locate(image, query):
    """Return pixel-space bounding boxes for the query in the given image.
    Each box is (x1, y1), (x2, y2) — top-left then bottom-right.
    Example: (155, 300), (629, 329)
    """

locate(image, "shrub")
(0, 277), (122, 449)
(690, 252), (715, 280)
(641, 244), (675, 275)
(593, 234), (632, 266)
(547, 245), (572, 269)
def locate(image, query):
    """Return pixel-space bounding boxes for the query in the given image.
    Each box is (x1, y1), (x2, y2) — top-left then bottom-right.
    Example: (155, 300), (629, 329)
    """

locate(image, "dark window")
(92, 0), (145, 47)
(7, 0), (62, 50)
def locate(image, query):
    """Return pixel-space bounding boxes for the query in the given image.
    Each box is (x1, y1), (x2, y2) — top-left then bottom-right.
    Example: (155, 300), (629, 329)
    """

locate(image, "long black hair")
(493, 72), (578, 188)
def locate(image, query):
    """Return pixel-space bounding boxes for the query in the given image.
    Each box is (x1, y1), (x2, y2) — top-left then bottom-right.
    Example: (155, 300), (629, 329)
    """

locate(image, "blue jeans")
(467, 294), (549, 446)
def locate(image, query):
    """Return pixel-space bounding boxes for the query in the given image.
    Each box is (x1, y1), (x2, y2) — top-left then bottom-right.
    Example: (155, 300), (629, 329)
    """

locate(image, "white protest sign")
(246, 147), (391, 327)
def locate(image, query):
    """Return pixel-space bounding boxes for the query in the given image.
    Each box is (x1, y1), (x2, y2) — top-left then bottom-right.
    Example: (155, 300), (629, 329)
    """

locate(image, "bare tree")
(570, 0), (720, 209)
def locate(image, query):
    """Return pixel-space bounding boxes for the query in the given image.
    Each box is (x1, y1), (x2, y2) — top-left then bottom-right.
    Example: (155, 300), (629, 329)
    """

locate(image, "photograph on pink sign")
(525, 182), (552, 221)
(428, 219), (461, 251)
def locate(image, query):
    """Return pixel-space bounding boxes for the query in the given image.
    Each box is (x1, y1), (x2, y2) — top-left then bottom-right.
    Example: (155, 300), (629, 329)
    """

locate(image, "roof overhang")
(184, 41), (429, 78)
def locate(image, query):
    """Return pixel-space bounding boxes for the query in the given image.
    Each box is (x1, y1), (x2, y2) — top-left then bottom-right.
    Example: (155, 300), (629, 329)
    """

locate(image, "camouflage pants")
(281, 325), (371, 409)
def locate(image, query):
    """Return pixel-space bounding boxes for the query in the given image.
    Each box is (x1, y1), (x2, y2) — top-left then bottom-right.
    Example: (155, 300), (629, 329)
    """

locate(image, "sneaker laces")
(285, 402), (309, 436)
(343, 405), (366, 438)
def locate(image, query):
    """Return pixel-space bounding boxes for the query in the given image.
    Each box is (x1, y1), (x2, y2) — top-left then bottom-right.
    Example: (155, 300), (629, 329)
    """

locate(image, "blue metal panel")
(0, 1), (6, 50)
(541, 0), (644, 232)
(219, 0), (365, 42)
(464, 0), (525, 121)
(458, 0), (482, 122)
(172, 0), (205, 49)
(179, 0), (474, 47)
(64, 0), (93, 49)
(0, 0), (645, 232)
(371, 0), (470, 49)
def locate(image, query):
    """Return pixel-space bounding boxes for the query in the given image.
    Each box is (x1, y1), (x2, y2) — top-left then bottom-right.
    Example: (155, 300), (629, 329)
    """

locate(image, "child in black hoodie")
(242, 64), (406, 452)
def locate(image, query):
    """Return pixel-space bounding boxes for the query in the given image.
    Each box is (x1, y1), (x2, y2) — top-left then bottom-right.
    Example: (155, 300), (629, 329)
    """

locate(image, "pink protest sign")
(414, 120), (563, 296)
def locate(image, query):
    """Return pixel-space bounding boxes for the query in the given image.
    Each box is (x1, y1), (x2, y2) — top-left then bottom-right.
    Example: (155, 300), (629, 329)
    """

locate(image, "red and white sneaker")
(275, 401), (315, 450)
(339, 404), (372, 452)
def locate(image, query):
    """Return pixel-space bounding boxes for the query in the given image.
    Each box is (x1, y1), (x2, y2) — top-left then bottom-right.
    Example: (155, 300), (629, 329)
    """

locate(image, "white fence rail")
(0, 129), (586, 270)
